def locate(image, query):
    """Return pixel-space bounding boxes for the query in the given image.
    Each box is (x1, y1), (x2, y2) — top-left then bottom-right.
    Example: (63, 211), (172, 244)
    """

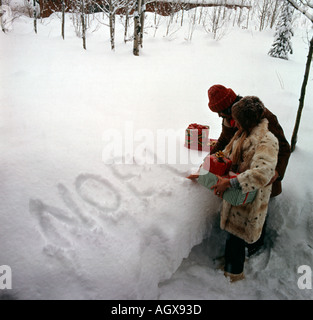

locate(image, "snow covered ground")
(0, 9), (313, 300)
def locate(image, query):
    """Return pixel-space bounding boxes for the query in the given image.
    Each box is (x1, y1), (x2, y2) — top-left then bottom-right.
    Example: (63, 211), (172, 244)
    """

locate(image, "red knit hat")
(208, 85), (237, 113)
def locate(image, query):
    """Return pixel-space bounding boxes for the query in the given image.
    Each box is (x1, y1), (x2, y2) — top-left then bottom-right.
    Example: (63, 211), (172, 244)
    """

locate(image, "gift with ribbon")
(184, 123), (210, 151)
(202, 151), (232, 176)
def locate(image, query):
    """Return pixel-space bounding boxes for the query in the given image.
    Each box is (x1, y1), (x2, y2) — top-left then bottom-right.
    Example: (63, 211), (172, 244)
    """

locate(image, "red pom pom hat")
(208, 85), (237, 113)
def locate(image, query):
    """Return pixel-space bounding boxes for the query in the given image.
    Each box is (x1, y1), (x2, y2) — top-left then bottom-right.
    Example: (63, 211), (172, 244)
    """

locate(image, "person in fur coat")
(208, 84), (290, 198)
(207, 84), (290, 258)
(211, 96), (279, 282)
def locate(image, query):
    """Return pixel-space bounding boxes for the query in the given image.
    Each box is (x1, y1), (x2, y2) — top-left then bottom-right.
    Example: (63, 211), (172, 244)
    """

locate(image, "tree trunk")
(109, 1), (115, 50)
(124, 8), (129, 43)
(62, 0), (65, 39)
(33, 0), (37, 33)
(181, 8), (184, 26)
(81, 0), (86, 50)
(133, 0), (142, 56)
(270, 0), (280, 29)
(139, 0), (145, 48)
(237, 0), (244, 27)
(290, 35), (313, 152)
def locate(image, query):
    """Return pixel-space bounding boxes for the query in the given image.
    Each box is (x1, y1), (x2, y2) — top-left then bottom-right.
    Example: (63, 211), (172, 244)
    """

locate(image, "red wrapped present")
(202, 151), (232, 176)
(184, 123), (210, 151)
(203, 138), (218, 152)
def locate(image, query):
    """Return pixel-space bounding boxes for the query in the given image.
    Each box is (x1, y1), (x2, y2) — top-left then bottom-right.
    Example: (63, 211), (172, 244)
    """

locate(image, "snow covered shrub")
(1, 0), (39, 18)
(1, 5), (13, 32)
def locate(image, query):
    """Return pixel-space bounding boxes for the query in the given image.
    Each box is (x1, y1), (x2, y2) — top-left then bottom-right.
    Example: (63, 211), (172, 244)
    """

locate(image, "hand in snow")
(266, 170), (279, 186)
(186, 173), (199, 180)
(186, 165), (202, 180)
(211, 176), (231, 199)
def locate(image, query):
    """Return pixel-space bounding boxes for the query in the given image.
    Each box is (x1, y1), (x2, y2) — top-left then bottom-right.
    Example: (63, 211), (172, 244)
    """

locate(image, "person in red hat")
(208, 84), (290, 199)
(207, 84), (291, 258)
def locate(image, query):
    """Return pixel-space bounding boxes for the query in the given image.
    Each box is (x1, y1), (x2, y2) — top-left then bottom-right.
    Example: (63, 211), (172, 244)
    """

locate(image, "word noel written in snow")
(0, 265), (12, 290)
(111, 304), (202, 317)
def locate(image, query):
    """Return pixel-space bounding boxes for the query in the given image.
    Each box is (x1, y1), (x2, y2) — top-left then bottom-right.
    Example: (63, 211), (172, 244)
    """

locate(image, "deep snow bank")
(1, 11), (313, 300)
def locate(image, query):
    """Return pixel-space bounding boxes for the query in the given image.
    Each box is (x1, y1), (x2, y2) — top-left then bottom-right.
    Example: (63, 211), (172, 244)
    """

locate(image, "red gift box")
(204, 138), (218, 152)
(202, 151), (232, 176)
(184, 123), (210, 151)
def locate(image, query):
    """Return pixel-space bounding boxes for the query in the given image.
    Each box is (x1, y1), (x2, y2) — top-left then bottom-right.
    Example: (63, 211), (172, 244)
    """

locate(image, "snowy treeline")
(1, 0), (312, 52)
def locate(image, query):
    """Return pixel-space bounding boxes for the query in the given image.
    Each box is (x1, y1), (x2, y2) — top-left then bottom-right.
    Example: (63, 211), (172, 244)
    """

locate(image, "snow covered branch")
(299, 0), (313, 9)
(287, 0), (313, 22)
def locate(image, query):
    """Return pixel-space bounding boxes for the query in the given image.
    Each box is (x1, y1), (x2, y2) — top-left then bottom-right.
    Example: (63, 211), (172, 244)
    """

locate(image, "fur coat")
(220, 119), (279, 244)
(210, 108), (291, 197)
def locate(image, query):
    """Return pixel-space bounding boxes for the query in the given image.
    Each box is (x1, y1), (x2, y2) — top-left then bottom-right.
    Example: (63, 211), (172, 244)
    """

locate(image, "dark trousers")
(224, 221), (267, 274)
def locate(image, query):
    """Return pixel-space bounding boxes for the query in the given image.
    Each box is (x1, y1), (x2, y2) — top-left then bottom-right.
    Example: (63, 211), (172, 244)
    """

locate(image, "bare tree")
(139, 0), (145, 47)
(243, 0), (252, 29)
(61, 0), (65, 39)
(237, 0), (246, 26)
(270, 0), (282, 28)
(33, 0), (37, 33)
(165, 1), (179, 37)
(108, 0), (115, 50)
(291, 35), (313, 152)
(287, 0), (313, 21)
(123, 0), (133, 43)
(212, 5), (224, 38)
(203, 3), (230, 40)
(81, 0), (86, 49)
(153, 3), (162, 37)
(286, 0), (313, 152)
(133, 0), (149, 53)
(186, 7), (197, 41)
(257, 0), (271, 31)
(91, 0), (130, 50)
(69, 0), (88, 49)
(133, 0), (142, 55)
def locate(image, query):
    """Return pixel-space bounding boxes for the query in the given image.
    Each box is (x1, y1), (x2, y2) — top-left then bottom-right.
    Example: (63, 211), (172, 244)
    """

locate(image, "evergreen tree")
(268, 1), (294, 60)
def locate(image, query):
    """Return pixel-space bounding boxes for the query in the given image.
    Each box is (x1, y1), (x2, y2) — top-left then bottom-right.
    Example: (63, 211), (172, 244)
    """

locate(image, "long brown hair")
(224, 96), (265, 167)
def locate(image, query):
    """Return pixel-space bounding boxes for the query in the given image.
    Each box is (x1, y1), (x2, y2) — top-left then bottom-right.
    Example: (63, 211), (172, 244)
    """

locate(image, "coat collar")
(249, 118), (269, 138)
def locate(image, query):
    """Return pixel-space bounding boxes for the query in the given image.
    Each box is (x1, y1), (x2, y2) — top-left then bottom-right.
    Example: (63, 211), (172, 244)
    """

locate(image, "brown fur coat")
(220, 119), (279, 244)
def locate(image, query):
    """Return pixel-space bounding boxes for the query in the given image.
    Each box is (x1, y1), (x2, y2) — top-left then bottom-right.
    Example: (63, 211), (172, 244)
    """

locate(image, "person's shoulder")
(254, 119), (277, 143)
(264, 108), (279, 122)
